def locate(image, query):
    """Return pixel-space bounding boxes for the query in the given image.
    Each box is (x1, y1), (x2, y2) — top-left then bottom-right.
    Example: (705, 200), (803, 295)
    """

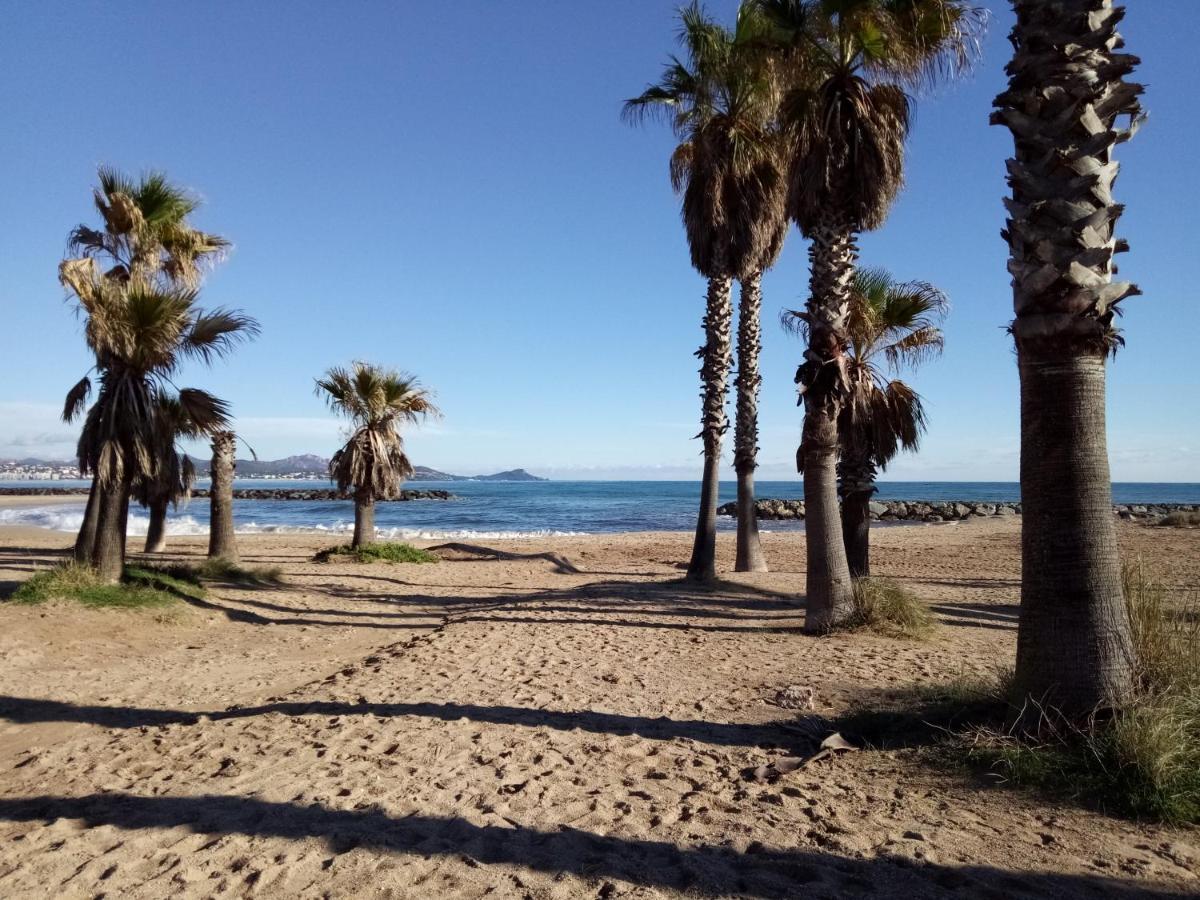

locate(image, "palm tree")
(208, 431), (239, 562)
(136, 396), (201, 554)
(315, 363), (438, 549)
(62, 168), (233, 568)
(751, 0), (983, 630)
(789, 269), (946, 578)
(625, 2), (787, 579)
(992, 0), (1143, 718)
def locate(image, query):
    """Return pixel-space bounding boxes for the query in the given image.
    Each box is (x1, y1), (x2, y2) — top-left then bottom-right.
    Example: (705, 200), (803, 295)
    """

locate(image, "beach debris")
(772, 684), (816, 710)
(749, 732), (859, 782)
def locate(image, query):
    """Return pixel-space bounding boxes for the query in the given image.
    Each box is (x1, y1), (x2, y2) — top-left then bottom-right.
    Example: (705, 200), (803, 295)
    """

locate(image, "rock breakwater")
(717, 498), (1200, 523)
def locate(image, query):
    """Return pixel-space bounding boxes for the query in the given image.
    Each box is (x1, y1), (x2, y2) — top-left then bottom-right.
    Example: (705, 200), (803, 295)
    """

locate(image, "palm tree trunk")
(352, 487), (376, 549)
(90, 476), (129, 584)
(994, 0), (1143, 720)
(798, 217), (856, 631)
(208, 431), (238, 563)
(1014, 353), (1133, 714)
(838, 449), (874, 580)
(687, 272), (734, 583)
(74, 481), (100, 565)
(734, 270), (767, 573)
(144, 497), (169, 553)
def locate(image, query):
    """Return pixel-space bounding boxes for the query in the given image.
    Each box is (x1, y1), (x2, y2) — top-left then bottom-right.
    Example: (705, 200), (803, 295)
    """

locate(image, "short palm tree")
(316, 363), (439, 549)
(751, 0), (983, 630)
(625, 2), (787, 579)
(993, 0), (1143, 719)
(788, 269), (947, 578)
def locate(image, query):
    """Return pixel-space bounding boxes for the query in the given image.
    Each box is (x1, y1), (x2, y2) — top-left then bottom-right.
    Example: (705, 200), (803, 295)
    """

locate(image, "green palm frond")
(184, 308), (261, 365)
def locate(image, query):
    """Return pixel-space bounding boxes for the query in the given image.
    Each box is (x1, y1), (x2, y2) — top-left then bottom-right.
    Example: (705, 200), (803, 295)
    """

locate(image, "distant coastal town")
(0, 458), (547, 482)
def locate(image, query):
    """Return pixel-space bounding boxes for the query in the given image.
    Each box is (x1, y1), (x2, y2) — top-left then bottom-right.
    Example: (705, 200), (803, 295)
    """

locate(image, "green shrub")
(313, 542), (438, 564)
(843, 577), (936, 639)
(10, 563), (201, 609)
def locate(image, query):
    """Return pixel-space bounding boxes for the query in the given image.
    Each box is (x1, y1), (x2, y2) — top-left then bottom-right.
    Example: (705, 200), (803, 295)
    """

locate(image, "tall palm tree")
(63, 168), (233, 567)
(752, 0), (983, 630)
(625, 2), (786, 579)
(315, 363), (438, 549)
(993, 0), (1143, 718)
(136, 396), (201, 554)
(789, 269), (946, 578)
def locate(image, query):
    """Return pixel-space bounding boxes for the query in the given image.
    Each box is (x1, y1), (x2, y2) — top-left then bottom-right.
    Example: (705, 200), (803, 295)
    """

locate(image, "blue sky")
(0, 1), (1195, 481)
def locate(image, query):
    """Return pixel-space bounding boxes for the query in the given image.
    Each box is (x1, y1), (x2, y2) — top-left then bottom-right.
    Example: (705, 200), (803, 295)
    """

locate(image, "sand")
(0, 514), (1197, 898)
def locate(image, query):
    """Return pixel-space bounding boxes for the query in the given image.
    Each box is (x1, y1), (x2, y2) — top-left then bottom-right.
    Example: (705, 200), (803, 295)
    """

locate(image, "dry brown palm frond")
(317, 362), (439, 502)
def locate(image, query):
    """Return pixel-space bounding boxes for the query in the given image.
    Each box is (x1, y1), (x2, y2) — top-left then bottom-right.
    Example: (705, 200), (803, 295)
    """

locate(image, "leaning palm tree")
(790, 269), (947, 578)
(61, 264), (257, 582)
(993, 0), (1143, 719)
(625, 2), (786, 578)
(316, 363), (439, 549)
(752, 0), (984, 630)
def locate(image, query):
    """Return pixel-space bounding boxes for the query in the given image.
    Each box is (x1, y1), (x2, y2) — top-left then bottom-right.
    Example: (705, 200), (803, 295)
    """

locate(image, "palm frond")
(62, 376), (91, 422)
(183, 308), (261, 365)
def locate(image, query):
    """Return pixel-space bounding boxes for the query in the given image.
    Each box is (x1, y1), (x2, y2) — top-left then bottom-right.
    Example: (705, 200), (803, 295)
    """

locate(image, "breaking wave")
(0, 505), (584, 540)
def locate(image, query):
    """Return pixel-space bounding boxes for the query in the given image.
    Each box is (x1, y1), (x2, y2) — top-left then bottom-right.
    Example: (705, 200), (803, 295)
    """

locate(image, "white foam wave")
(0, 506), (586, 540)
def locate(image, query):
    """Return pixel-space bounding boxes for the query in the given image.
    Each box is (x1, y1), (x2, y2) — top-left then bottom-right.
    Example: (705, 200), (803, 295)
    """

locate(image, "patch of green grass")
(10, 563), (203, 610)
(899, 560), (1200, 825)
(313, 542), (438, 564)
(1158, 510), (1200, 528)
(139, 558), (283, 587)
(842, 577), (936, 639)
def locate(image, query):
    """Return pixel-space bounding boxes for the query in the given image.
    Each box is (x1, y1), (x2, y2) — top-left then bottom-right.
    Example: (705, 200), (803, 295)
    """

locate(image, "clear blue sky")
(1, 1), (1195, 481)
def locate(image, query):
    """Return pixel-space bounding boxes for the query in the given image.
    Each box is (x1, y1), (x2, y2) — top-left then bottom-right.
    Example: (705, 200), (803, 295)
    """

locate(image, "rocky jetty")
(717, 498), (1200, 524)
(0, 487), (453, 502)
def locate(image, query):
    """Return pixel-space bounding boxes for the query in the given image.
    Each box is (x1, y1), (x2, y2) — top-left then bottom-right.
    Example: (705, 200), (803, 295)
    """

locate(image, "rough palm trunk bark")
(994, 0), (1143, 718)
(91, 476), (129, 584)
(734, 270), (768, 573)
(352, 487), (376, 549)
(686, 271), (734, 583)
(798, 217), (856, 631)
(144, 497), (169, 553)
(74, 481), (100, 564)
(208, 431), (239, 563)
(1016, 354), (1133, 712)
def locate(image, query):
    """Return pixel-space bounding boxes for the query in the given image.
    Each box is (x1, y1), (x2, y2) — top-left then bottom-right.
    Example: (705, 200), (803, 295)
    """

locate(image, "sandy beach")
(0, 512), (1196, 898)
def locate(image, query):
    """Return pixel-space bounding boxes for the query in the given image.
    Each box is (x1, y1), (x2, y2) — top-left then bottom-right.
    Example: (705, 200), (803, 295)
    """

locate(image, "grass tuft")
(313, 542), (438, 564)
(843, 577), (936, 639)
(1157, 510), (1200, 528)
(10, 563), (204, 609)
(935, 560), (1200, 824)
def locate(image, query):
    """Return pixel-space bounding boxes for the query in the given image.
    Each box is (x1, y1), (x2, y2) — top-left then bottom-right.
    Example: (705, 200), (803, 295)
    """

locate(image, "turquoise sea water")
(2, 480), (1198, 539)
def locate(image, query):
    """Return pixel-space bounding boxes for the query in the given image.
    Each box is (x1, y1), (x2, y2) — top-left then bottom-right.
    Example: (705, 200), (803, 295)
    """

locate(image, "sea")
(2, 479), (1199, 541)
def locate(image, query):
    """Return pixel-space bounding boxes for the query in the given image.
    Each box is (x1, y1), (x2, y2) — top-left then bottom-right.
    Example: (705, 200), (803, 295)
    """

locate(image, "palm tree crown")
(67, 167), (229, 288)
(623, 1), (787, 279)
(752, 0), (985, 232)
(786, 267), (947, 477)
(316, 363), (439, 500)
